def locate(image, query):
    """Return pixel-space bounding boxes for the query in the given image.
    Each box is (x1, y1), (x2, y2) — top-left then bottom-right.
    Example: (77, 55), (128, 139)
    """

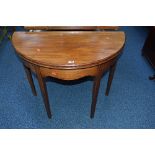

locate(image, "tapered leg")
(36, 68), (52, 119)
(23, 65), (37, 96)
(105, 63), (117, 96)
(90, 75), (101, 118)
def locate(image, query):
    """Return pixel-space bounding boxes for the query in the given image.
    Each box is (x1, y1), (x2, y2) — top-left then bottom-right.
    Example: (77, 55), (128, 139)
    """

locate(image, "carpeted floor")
(0, 26), (155, 128)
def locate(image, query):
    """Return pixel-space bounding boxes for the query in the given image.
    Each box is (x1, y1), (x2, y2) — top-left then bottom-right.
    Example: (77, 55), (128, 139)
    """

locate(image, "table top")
(12, 31), (125, 69)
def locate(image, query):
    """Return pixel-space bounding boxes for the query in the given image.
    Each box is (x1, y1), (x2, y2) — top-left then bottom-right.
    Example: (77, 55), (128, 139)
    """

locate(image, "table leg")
(90, 75), (102, 118)
(105, 63), (117, 96)
(23, 64), (37, 96)
(36, 68), (52, 119)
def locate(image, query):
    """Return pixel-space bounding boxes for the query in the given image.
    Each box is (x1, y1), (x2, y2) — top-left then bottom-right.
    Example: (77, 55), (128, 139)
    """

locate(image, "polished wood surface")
(12, 31), (124, 69)
(24, 26), (119, 31)
(12, 31), (125, 119)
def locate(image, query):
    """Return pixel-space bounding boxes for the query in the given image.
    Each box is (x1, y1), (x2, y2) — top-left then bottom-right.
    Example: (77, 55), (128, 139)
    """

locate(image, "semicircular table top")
(12, 31), (125, 69)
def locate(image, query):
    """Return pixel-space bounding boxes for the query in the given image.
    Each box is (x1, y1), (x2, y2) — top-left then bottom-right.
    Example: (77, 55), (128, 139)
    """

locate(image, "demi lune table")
(12, 31), (125, 119)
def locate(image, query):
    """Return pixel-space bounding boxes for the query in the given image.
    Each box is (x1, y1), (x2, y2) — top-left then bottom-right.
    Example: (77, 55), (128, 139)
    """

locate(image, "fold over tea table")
(12, 31), (125, 119)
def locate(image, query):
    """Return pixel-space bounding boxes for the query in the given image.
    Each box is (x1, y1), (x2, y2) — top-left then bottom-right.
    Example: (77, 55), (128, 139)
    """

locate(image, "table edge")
(12, 31), (125, 70)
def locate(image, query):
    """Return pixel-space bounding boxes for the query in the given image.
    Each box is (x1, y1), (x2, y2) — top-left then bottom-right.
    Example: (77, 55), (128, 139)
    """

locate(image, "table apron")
(40, 59), (117, 80)
(22, 57), (117, 80)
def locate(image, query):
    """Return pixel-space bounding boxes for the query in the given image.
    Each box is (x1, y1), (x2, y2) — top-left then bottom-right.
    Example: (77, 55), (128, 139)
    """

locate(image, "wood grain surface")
(12, 31), (125, 69)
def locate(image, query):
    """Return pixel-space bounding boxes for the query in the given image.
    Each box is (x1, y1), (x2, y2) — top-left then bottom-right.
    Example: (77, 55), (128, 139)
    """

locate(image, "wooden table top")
(12, 31), (125, 69)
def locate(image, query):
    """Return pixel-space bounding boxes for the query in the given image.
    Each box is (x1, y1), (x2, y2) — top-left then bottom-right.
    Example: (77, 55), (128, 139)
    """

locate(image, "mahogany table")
(12, 31), (125, 119)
